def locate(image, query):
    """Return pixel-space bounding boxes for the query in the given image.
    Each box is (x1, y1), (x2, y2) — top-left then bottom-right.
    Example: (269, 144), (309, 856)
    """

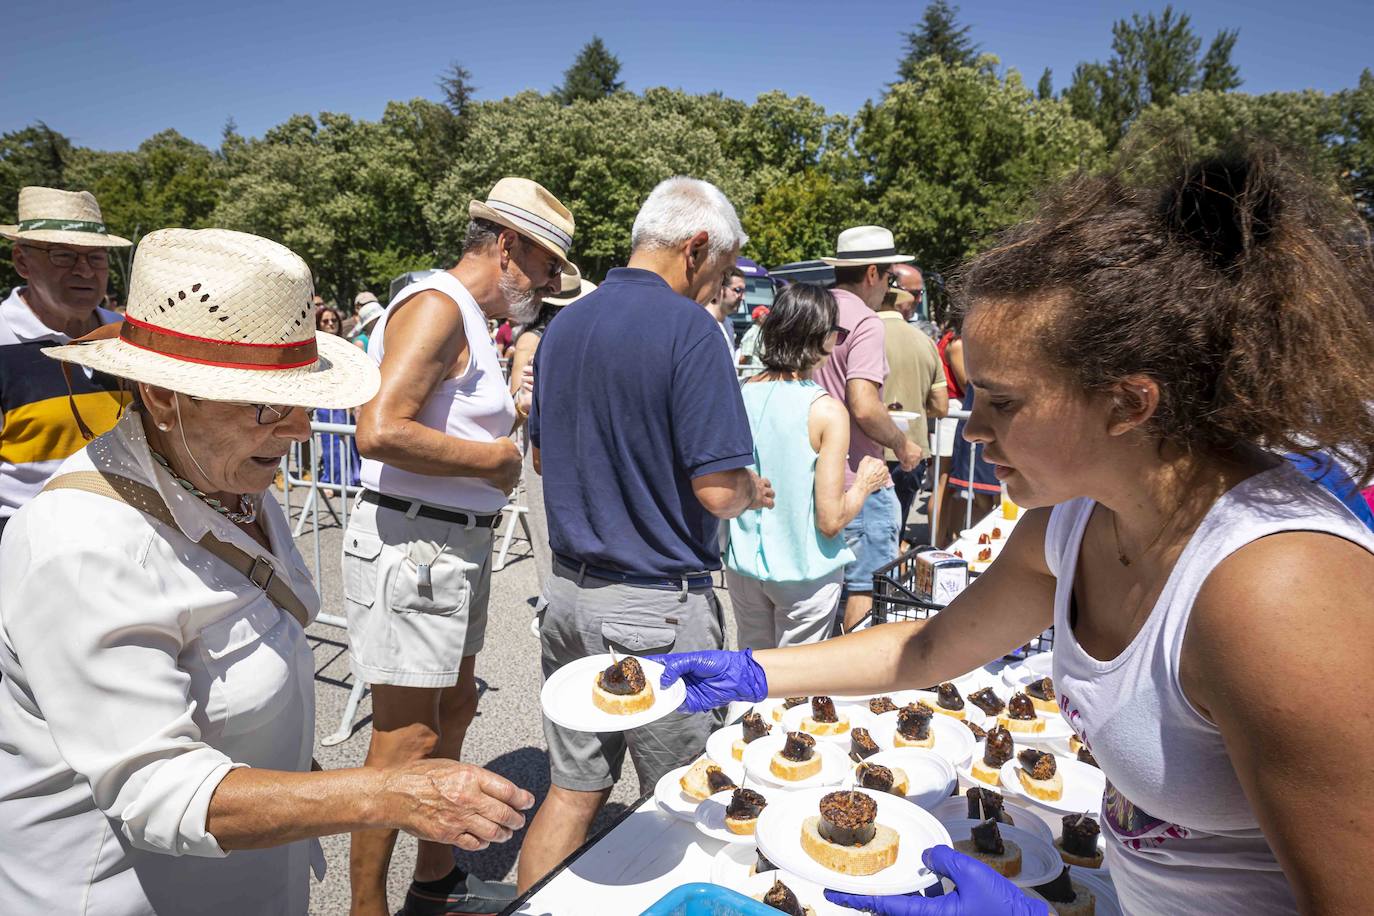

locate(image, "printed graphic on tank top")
(1044, 464), (1374, 916)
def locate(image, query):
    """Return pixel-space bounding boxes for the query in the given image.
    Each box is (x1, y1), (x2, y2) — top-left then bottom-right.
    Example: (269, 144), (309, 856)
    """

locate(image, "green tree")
(897, 1), (979, 80)
(214, 112), (436, 308)
(858, 56), (1105, 273)
(1066, 6), (1242, 146)
(1335, 69), (1374, 222)
(0, 123), (76, 293)
(437, 62), (477, 120)
(1036, 68), (1054, 100)
(555, 36), (625, 105)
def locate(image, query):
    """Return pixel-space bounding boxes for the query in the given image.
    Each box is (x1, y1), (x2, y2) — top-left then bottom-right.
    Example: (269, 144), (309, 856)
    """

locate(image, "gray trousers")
(539, 561), (725, 795)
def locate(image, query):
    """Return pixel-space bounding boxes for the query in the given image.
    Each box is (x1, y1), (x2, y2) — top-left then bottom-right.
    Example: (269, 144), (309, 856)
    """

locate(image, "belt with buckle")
(554, 553), (714, 591)
(361, 490), (499, 527)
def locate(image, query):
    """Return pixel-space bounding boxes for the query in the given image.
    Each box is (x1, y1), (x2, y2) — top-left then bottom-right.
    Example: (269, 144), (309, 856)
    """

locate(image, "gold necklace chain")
(1109, 499), (1189, 567)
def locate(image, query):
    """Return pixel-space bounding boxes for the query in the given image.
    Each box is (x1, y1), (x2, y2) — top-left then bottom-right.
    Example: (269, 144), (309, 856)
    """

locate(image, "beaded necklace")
(148, 448), (259, 525)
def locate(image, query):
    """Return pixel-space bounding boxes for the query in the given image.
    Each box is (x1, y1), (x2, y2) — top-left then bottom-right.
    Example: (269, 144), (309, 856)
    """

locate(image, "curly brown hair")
(957, 142), (1374, 484)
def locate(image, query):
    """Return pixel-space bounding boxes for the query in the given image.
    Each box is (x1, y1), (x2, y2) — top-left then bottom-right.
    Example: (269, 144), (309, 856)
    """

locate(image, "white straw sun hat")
(469, 177), (577, 272)
(0, 186), (132, 248)
(819, 225), (915, 267)
(43, 228), (379, 410)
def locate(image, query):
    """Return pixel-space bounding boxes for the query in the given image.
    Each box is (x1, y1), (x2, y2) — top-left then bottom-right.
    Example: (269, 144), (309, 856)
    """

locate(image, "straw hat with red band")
(42, 227), (379, 410)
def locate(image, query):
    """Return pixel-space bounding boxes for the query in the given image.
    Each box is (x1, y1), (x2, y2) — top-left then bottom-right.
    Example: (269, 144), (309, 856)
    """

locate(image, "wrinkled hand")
(749, 470), (776, 510)
(646, 649), (769, 714)
(386, 760), (535, 853)
(825, 845), (1049, 915)
(895, 438), (923, 473)
(487, 436), (523, 494)
(855, 455), (892, 495)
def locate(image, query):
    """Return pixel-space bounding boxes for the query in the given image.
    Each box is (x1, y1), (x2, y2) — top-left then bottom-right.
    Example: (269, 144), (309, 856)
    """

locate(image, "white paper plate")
(743, 734), (850, 790)
(711, 841), (769, 886)
(938, 817), (1063, 888)
(930, 794), (1055, 847)
(694, 790), (758, 846)
(1001, 653), (1054, 689)
(1000, 756), (1106, 816)
(540, 654), (685, 733)
(763, 697), (809, 724)
(832, 688), (928, 711)
(783, 704), (879, 743)
(1070, 865), (1124, 915)
(908, 691), (990, 728)
(869, 709), (977, 769)
(994, 709), (1075, 741)
(754, 786), (951, 895)
(653, 764), (701, 822)
(706, 722), (769, 768)
(847, 747), (957, 811)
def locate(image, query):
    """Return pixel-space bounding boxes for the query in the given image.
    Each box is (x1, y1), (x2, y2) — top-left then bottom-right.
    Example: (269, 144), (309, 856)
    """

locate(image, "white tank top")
(359, 272), (515, 513)
(1045, 464), (1374, 915)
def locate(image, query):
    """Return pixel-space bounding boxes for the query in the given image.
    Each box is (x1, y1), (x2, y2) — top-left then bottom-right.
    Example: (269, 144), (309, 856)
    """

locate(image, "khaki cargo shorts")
(342, 495), (492, 688)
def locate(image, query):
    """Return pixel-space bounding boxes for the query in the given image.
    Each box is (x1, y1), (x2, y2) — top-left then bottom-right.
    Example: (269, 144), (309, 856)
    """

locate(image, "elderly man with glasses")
(0, 186), (133, 537)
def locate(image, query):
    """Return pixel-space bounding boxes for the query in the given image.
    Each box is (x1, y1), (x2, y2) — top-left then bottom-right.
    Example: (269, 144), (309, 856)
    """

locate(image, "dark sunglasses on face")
(829, 324), (849, 345)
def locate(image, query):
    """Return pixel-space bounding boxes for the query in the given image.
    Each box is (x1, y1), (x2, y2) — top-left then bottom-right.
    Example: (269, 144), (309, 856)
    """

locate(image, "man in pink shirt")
(816, 226), (923, 630)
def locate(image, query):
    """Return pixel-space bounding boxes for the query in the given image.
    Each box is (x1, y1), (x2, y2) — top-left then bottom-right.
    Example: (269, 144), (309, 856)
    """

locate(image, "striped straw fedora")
(43, 228), (379, 409)
(0, 186), (132, 247)
(469, 177), (576, 270)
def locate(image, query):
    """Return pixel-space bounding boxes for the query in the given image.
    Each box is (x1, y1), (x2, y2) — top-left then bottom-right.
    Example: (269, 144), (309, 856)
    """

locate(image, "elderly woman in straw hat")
(0, 229), (533, 915)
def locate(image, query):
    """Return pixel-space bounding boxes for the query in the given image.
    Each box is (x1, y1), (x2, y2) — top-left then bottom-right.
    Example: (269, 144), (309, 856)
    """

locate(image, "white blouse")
(0, 411), (324, 915)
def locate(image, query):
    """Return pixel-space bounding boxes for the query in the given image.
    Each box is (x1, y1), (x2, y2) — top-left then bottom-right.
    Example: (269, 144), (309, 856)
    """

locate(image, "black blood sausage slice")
(1007, 692), (1037, 720)
(705, 765), (737, 794)
(781, 731), (816, 762)
(1018, 748), (1057, 781)
(971, 817), (1005, 855)
(1077, 745), (1099, 768)
(810, 695), (839, 723)
(782, 696), (808, 710)
(968, 687), (1005, 715)
(1025, 676), (1056, 702)
(817, 790), (878, 847)
(963, 719), (988, 740)
(1034, 866), (1078, 904)
(982, 726), (1015, 767)
(869, 696), (899, 715)
(1061, 814), (1101, 858)
(742, 710), (771, 743)
(755, 849), (778, 873)
(966, 787), (1008, 823)
(855, 762), (895, 794)
(936, 682), (964, 711)
(849, 727), (880, 762)
(726, 787), (768, 820)
(596, 656), (647, 696)
(896, 703), (933, 740)
(762, 879), (806, 916)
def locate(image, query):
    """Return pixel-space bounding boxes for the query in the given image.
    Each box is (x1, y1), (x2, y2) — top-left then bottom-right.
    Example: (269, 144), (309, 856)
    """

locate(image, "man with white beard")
(346, 178), (574, 916)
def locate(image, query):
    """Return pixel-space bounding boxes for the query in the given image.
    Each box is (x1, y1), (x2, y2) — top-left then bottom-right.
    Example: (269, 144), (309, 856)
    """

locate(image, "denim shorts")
(841, 485), (901, 593)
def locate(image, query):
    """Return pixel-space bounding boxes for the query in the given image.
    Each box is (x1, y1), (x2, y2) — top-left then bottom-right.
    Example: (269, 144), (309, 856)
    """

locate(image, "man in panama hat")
(346, 177), (574, 916)
(0, 186), (133, 536)
(815, 225), (924, 631)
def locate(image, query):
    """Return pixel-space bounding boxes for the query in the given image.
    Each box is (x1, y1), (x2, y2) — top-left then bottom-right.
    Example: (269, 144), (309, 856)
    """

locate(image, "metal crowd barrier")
(279, 417), (532, 746)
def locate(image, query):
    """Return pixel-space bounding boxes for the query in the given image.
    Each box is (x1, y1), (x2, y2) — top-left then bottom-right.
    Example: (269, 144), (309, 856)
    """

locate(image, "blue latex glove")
(825, 845), (1049, 916)
(646, 649), (768, 713)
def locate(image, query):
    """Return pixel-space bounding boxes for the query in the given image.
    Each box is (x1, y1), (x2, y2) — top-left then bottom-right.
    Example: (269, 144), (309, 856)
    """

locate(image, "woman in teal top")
(726, 284), (889, 649)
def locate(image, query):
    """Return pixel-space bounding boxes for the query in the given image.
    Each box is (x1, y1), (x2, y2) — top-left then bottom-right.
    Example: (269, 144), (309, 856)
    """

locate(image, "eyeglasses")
(519, 237), (563, 282)
(829, 324), (849, 345)
(188, 396), (307, 425)
(22, 245), (109, 269)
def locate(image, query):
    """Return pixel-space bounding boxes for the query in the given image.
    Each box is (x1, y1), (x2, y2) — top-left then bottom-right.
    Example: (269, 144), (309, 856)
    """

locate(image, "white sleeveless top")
(359, 273), (515, 513)
(1045, 464), (1374, 915)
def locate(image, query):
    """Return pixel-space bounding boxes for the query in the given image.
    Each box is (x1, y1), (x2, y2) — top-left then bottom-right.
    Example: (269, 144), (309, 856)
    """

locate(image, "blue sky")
(6, 0), (1370, 151)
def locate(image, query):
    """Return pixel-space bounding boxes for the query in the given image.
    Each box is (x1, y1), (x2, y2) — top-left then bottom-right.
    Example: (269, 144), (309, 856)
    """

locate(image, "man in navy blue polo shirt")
(517, 177), (773, 890)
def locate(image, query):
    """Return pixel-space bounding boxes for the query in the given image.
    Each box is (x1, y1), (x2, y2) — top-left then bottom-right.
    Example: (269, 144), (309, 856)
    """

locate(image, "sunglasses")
(829, 324), (849, 345)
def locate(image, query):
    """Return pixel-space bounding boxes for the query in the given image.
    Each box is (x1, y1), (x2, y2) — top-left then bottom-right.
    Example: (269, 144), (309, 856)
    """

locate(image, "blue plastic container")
(638, 882), (784, 916)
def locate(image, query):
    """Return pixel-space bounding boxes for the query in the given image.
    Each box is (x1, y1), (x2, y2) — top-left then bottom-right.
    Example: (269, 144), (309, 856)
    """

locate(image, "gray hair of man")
(630, 176), (749, 257)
